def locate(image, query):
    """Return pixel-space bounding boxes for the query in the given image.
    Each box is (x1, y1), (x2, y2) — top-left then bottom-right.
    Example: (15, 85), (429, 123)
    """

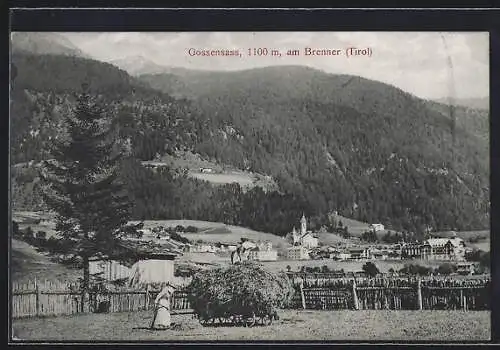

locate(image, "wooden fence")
(11, 280), (192, 319)
(12, 276), (491, 318)
(289, 276), (490, 311)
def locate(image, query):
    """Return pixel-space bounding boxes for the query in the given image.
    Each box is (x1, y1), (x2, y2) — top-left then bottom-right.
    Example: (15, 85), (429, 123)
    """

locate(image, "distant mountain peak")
(11, 32), (90, 58)
(108, 56), (168, 76)
(433, 96), (489, 110)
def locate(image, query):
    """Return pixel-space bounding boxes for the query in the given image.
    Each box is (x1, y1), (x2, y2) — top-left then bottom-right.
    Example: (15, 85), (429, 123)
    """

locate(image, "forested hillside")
(10, 48), (489, 237)
(10, 53), (313, 236)
(139, 66), (489, 233)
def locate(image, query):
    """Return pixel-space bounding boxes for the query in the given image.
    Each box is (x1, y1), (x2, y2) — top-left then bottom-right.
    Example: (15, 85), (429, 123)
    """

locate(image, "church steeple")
(300, 213), (307, 235)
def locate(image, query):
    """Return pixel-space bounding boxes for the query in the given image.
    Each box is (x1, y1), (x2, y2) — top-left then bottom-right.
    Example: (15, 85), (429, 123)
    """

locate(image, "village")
(69, 212), (484, 285)
(9, 30), (491, 342)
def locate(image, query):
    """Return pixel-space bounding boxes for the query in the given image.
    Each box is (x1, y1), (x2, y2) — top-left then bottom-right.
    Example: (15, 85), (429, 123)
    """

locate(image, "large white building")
(401, 234), (466, 261)
(369, 223), (385, 232)
(421, 237), (466, 261)
(248, 241), (278, 261)
(287, 246), (310, 260)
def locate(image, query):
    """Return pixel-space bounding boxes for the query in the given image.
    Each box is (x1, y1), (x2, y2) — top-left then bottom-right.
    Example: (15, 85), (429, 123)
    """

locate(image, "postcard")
(10, 30), (490, 342)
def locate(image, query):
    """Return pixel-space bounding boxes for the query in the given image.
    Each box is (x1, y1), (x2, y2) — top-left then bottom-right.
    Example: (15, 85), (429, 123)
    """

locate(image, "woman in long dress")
(151, 283), (175, 330)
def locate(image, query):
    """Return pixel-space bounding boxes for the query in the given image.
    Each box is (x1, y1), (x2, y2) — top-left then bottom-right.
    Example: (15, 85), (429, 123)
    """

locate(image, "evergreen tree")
(40, 86), (132, 311)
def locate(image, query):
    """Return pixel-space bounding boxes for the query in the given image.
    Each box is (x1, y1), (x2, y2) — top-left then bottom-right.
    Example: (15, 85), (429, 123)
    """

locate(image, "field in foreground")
(12, 309), (490, 342)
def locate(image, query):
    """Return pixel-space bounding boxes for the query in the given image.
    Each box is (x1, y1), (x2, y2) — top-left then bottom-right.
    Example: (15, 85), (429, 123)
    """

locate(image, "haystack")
(186, 261), (294, 319)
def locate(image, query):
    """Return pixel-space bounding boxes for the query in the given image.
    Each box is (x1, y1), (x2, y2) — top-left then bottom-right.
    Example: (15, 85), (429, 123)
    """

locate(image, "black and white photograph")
(9, 31), (490, 342)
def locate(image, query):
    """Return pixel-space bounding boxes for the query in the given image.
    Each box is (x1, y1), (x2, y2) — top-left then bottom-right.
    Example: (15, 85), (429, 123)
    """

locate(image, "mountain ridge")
(9, 49), (489, 235)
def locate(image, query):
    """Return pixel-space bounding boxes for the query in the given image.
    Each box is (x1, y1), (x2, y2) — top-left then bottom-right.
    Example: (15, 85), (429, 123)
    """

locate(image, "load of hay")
(186, 261), (294, 324)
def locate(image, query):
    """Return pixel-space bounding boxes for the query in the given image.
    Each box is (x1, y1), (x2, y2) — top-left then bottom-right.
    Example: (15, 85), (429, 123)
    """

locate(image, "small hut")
(129, 252), (177, 287)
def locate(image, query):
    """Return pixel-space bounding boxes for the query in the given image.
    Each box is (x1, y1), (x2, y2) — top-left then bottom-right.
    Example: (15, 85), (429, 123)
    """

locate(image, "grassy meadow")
(12, 309), (490, 341)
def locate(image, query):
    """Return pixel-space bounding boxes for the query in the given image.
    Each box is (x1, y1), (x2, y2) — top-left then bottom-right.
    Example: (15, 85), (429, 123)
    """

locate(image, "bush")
(185, 225), (199, 233)
(170, 231), (191, 244)
(399, 263), (432, 276)
(187, 262), (294, 321)
(466, 249), (483, 262)
(362, 262), (380, 277)
(435, 263), (457, 275)
(480, 251), (490, 270)
(23, 226), (34, 242)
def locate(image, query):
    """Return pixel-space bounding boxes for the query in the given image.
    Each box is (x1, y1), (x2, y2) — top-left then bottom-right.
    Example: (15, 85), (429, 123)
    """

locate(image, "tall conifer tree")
(40, 85), (132, 310)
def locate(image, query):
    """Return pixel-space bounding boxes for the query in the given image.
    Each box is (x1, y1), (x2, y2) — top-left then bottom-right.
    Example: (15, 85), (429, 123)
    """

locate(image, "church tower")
(292, 226), (300, 246)
(300, 213), (307, 235)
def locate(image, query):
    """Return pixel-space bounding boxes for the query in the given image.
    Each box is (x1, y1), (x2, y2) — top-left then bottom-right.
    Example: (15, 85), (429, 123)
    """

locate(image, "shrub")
(399, 263), (432, 276)
(185, 225), (199, 233)
(170, 231), (191, 244)
(36, 230), (47, 239)
(435, 263), (457, 275)
(187, 261), (294, 320)
(362, 261), (380, 277)
(23, 226), (34, 242)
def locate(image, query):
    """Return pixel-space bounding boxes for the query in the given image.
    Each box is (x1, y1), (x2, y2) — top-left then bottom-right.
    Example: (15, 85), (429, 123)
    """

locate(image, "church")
(289, 214), (319, 249)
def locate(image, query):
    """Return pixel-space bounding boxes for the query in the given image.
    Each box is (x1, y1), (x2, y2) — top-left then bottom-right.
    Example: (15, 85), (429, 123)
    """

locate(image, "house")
(369, 223), (385, 232)
(421, 236), (466, 261)
(247, 241), (278, 261)
(156, 232), (171, 240)
(401, 235), (466, 261)
(348, 247), (371, 260)
(330, 252), (351, 261)
(287, 246), (310, 260)
(371, 251), (388, 260)
(248, 247), (278, 261)
(402, 243), (422, 259)
(456, 262), (476, 276)
(90, 239), (180, 285)
(141, 161), (169, 172)
(128, 253), (176, 287)
(187, 243), (217, 253)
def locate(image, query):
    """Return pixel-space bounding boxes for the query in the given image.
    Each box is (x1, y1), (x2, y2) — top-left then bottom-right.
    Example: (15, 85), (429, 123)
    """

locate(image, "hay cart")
(195, 301), (278, 327)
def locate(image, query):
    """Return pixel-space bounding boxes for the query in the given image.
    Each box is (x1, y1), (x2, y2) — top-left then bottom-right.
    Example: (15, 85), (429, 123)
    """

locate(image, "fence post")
(417, 279), (423, 310)
(145, 284), (150, 311)
(352, 280), (359, 310)
(461, 289), (467, 311)
(35, 279), (41, 317)
(299, 281), (306, 310)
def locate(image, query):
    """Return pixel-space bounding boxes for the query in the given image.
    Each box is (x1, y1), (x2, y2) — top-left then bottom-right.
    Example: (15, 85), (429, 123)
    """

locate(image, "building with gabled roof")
(288, 214), (319, 249)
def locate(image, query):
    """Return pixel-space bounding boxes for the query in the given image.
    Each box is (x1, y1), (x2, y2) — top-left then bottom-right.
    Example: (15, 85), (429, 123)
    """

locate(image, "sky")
(62, 32), (489, 100)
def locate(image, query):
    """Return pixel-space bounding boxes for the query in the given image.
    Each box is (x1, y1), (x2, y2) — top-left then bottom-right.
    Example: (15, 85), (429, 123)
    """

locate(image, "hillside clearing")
(129, 219), (290, 247)
(12, 309), (490, 341)
(158, 151), (277, 191)
(189, 171), (255, 186)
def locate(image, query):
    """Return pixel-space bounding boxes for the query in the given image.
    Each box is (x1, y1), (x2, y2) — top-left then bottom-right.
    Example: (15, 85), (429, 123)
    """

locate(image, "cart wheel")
(199, 316), (215, 327)
(260, 314), (273, 326)
(244, 313), (256, 327)
(231, 315), (241, 325)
